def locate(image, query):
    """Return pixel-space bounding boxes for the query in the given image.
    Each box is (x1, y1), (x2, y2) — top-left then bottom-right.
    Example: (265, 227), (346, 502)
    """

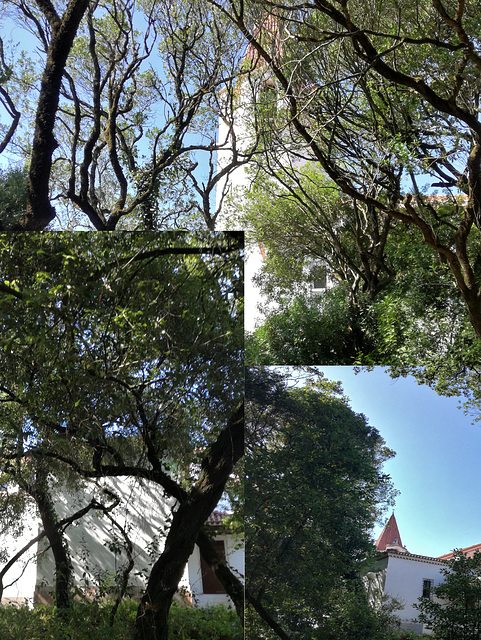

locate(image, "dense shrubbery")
(0, 601), (242, 640)
(0, 600), (136, 640)
(246, 289), (370, 365)
(170, 603), (243, 640)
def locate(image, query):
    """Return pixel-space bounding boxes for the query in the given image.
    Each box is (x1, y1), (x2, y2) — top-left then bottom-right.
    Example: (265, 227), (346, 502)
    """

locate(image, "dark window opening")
(311, 265), (327, 290)
(312, 278), (326, 290)
(422, 579), (434, 599)
(201, 540), (227, 594)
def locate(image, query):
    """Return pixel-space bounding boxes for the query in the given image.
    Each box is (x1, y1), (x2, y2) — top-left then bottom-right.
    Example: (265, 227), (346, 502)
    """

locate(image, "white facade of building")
(216, 70), (330, 332)
(0, 495), (39, 606)
(367, 550), (446, 635)
(0, 477), (244, 609)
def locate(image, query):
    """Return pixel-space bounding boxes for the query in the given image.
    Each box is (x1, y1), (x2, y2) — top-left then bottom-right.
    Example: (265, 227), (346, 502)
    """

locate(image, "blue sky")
(315, 367), (481, 559)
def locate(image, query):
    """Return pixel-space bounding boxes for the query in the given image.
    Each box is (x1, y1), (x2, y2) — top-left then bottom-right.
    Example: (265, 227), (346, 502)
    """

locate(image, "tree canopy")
(208, 0), (481, 411)
(246, 366), (397, 640)
(0, 0), (253, 230)
(216, 0), (481, 335)
(0, 232), (244, 640)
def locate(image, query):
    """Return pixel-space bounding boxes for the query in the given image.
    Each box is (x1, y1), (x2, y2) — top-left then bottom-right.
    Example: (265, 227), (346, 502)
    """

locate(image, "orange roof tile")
(376, 513), (407, 552)
(439, 542), (481, 560)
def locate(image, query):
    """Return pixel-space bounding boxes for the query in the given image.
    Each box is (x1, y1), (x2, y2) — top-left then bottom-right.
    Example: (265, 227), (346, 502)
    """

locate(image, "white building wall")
(384, 554), (446, 634)
(35, 477), (243, 607)
(216, 74), (331, 333)
(215, 72), (270, 332)
(215, 86), (252, 231)
(0, 497), (39, 607)
(0, 478), (244, 609)
(36, 476), (177, 601)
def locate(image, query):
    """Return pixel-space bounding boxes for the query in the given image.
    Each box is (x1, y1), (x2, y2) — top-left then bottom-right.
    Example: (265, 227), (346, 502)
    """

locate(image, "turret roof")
(375, 513), (407, 552)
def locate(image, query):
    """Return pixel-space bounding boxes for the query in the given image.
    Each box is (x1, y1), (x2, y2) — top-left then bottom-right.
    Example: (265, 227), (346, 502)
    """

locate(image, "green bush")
(0, 600), (242, 640)
(168, 602), (243, 640)
(0, 599), (136, 639)
(245, 289), (373, 365)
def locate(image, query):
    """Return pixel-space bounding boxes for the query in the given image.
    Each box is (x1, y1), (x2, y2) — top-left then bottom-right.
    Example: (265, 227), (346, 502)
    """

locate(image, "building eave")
(376, 549), (448, 566)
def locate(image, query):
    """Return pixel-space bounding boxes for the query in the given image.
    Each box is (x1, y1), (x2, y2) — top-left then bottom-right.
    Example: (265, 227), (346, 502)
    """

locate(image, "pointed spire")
(376, 513), (408, 553)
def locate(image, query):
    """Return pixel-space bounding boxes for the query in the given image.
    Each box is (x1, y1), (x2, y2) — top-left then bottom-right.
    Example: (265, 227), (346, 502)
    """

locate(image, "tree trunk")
(15, 0), (90, 229)
(246, 589), (292, 640)
(196, 529), (244, 622)
(28, 467), (73, 609)
(134, 401), (244, 640)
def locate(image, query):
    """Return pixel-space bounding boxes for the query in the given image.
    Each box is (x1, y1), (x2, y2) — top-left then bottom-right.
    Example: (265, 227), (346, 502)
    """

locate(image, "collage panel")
(2, 0), (481, 639)
(0, 233), (244, 639)
(234, 3), (481, 636)
(246, 366), (481, 639)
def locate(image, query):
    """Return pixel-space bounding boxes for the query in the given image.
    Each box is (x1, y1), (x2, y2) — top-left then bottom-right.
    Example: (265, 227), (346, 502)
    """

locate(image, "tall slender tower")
(214, 23), (279, 332)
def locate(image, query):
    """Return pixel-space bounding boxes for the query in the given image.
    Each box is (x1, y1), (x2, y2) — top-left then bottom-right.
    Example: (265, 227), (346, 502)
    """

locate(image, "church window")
(422, 579), (434, 599)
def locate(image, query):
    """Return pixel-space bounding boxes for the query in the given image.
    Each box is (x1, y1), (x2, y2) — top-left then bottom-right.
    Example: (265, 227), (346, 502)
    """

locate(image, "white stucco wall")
(35, 477), (244, 607)
(215, 73), (270, 332)
(36, 476), (177, 600)
(0, 496), (39, 606)
(383, 554), (446, 634)
(0, 477), (244, 608)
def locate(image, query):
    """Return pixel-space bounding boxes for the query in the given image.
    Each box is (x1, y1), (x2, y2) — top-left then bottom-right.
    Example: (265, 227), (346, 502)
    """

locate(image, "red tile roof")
(206, 510), (229, 527)
(439, 542), (481, 560)
(376, 513), (408, 552)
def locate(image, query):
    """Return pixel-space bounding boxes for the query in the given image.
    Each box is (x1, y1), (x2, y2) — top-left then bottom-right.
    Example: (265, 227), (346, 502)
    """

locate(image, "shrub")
(168, 602), (243, 640)
(0, 600), (242, 640)
(0, 599), (136, 639)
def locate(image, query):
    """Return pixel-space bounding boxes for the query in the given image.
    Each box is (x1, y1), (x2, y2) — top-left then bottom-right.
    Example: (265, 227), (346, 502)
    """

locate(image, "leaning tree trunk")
(28, 466), (73, 610)
(196, 528), (245, 622)
(134, 401), (244, 640)
(15, 0), (90, 230)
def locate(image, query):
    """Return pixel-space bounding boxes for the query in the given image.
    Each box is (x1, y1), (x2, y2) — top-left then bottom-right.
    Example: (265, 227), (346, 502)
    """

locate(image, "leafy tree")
(317, 586), (404, 640)
(212, 0), (481, 355)
(415, 551), (481, 639)
(0, 0), (251, 230)
(0, 232), (244, 640)
(246, 287), (373, 365)
(0, 34), (20, 155)
(0, 166), (29, 230)
(245, 366), (397, 639)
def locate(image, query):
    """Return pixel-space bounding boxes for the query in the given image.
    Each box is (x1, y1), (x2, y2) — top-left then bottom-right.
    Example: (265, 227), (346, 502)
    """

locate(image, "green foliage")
(240, 161), (480, 371)
(246, 288), (372, 365)
(415, 551), (481, 640)
(0, 167), (28, 230)
(0, 231), (244, 637)
(234, 1), (481, 410)
(0, 600), (136, 640)
(246, 366), (397, 639)
(0, 231), (243, 459)
(0, 601), (241, 640)
(168, 603), (242, 640)
(238, 164), (397, 302)
(313, 586), (404, 640)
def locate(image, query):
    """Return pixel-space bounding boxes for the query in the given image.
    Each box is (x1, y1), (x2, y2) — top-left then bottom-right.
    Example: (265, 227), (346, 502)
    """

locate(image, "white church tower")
(214, 18), (282, 333)
(214, 19), (330, 333)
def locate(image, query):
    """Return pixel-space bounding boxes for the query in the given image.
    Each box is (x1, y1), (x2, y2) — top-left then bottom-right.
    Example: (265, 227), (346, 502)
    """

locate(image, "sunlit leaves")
(0, 231), (243, 467)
